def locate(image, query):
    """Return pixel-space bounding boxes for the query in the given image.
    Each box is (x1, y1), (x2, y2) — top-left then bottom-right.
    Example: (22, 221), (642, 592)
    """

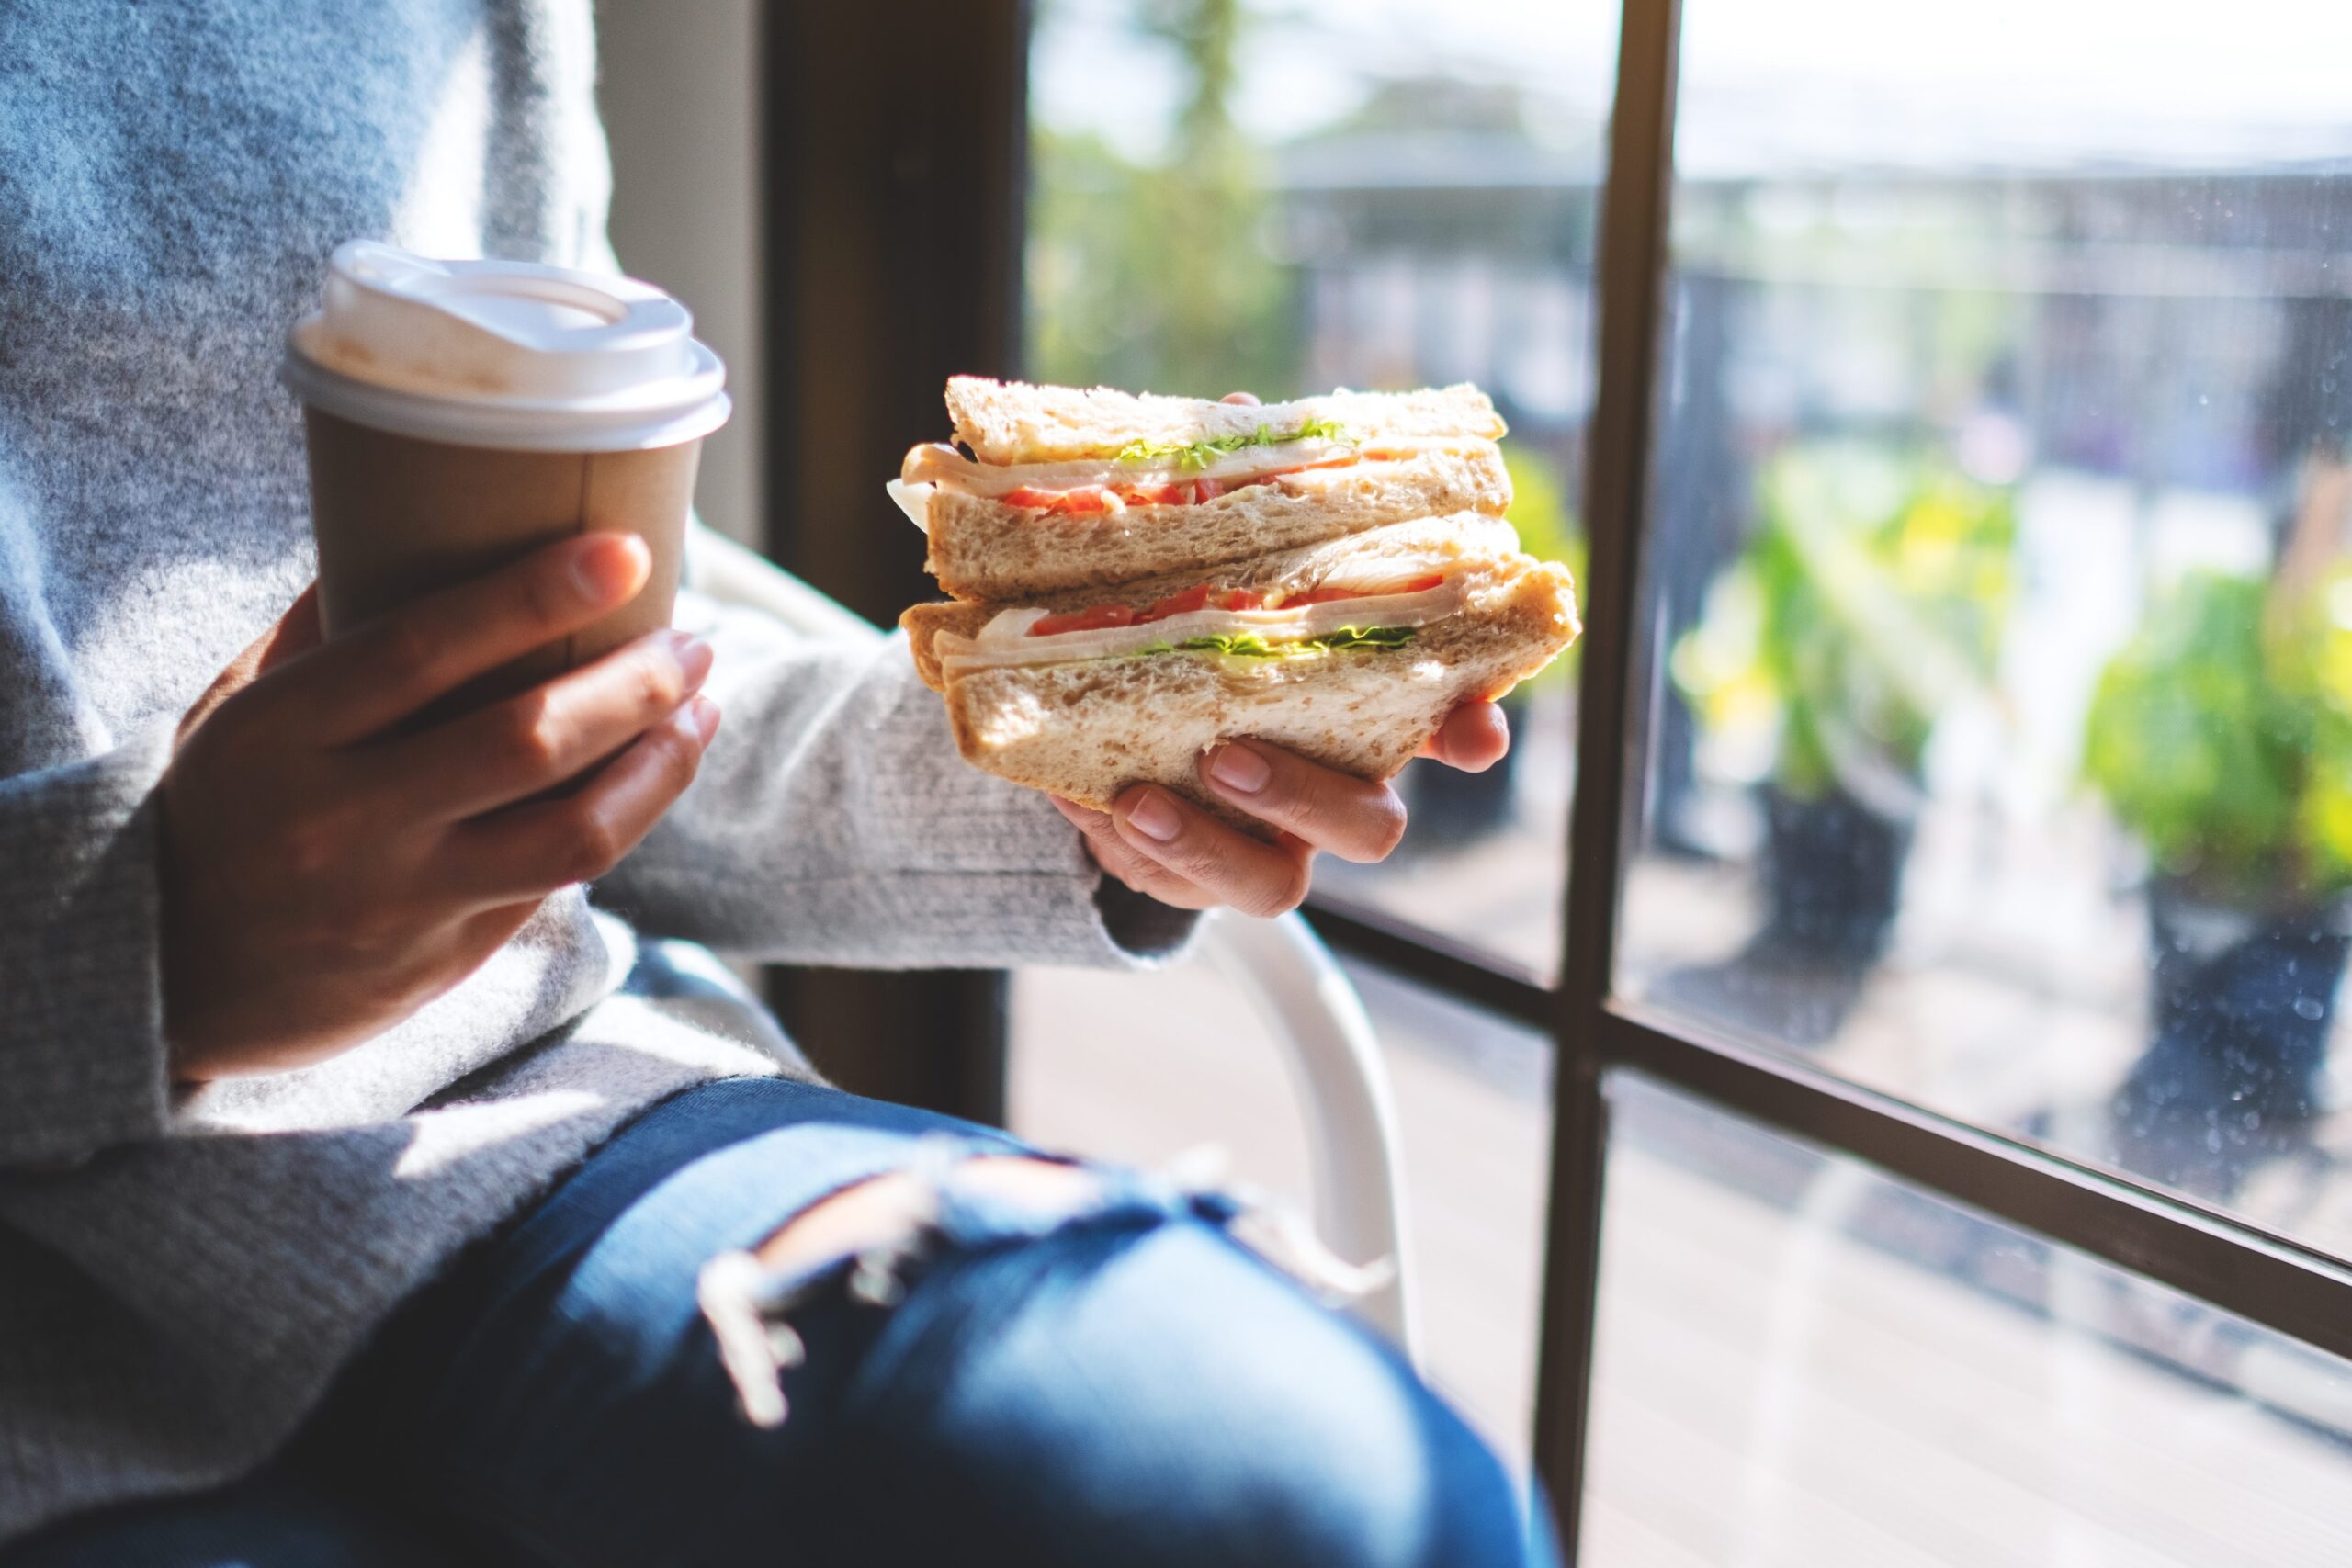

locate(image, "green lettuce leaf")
(1148, 625), (1416, 660)
(1114, 416), (1353, 471)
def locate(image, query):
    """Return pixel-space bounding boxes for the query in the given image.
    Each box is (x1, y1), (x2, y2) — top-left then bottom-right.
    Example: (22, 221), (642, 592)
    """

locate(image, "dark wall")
(758, 0), (1031, 1123)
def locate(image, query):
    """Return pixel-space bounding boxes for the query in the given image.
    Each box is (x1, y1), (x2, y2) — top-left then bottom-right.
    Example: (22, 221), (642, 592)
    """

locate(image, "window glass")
(1025, 0), (1619, 979)
(1618, 0), (2352, 1251)
(1588, 1071), (2352, 1564)
(1008, 951), (1553, 1456)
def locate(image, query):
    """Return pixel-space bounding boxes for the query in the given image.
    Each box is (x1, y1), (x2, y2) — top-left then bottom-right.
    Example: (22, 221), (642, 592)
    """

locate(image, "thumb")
(176, 584), (324, 747)
(254, 585), (324, 672)
(1417, 697), (1511, 772)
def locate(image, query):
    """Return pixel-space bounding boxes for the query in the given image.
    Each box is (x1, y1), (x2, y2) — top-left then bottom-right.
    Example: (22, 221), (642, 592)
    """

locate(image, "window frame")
(763, 0), (2352, 1554)
(1515, 0), (2352, 1552)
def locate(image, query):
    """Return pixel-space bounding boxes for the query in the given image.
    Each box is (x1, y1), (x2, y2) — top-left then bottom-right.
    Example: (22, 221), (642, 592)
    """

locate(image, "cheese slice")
(934, 581), (1465, 674)
(886, 479), (934, 534)
(899, 436), (1487, 500)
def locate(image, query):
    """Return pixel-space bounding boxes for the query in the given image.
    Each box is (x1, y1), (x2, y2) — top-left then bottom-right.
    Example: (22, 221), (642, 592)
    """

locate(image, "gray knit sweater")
(0, 2), (1186, 1540)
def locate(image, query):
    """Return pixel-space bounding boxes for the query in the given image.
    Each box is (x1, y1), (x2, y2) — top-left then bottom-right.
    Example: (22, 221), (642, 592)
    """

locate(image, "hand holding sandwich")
(896, 376), (1579, 919)
(1046, 392), (1510, 916)
(1050, 705), (1508, 917)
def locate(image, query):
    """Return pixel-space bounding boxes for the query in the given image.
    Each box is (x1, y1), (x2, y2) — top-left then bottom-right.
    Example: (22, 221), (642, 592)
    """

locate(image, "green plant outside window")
(1670, 444), (2018, 802)
(1503, 447), (1585, 690)
(2085, 568), (2352, 903)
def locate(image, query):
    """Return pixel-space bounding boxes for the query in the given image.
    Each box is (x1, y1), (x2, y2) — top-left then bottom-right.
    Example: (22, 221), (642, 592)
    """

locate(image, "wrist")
(1092, 874), (1201, 959)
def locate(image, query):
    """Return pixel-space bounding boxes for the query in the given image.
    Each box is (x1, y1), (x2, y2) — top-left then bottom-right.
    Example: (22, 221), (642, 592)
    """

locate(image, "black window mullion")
(1533, 0), (1685, 1551)
(1600, 1003), (2352, 1363)
(1302, 884), (2352, 1377)
(1303, 897), (1554, 1032)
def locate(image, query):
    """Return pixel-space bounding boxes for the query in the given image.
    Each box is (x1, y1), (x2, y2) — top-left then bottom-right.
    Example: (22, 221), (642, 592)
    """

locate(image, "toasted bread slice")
(902, 513), (1528, 691)
(933, 557), (1577, 835)
(944, 377), (1507, 466)
(919, 444), (1511, 601)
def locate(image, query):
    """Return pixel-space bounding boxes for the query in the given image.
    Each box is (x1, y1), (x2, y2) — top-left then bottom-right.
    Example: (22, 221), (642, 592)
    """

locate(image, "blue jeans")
(9, 1077), (1555, 1567)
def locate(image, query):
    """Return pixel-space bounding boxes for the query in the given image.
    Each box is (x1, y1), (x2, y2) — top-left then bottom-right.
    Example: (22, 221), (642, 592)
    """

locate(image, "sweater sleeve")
(596, 592), (1201, 968)
(0, 730), (174, 1168)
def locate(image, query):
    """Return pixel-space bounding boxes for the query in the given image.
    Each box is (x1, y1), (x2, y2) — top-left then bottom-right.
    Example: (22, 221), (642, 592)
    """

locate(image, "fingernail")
(1124, 790), (1182, 841)
(669, 631), (716, 688)
(1205, 741), (1270, 795)
(574, 535), (651, 604)
(686, 694), (721, 745)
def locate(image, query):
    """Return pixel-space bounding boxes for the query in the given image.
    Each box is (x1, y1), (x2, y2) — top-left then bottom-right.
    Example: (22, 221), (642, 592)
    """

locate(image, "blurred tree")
(1026, 0), (1295, 397)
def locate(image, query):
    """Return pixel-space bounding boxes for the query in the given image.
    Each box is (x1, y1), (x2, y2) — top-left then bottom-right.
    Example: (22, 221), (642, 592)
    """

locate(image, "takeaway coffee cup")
(281, 240), (730, 707)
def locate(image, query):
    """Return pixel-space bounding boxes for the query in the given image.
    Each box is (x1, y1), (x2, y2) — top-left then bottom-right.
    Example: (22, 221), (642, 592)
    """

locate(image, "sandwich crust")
(922, 445), (1511, 601)
(944, 376), (1507, 466)
(934, 559), (1579, 836)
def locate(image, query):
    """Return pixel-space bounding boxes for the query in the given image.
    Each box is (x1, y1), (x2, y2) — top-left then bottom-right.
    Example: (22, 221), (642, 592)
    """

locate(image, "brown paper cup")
(303, 408), (699, 713)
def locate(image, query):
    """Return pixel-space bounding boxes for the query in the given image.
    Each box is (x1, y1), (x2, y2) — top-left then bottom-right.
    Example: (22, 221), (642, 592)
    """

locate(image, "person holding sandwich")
(0, 4), (1555, 1565)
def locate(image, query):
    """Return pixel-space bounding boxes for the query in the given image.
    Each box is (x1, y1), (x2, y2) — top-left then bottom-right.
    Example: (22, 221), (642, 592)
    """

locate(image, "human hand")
(159, 535), (720, 1082)
(1046, 388), (1509, 916)
(1048, 708), (1507, 918)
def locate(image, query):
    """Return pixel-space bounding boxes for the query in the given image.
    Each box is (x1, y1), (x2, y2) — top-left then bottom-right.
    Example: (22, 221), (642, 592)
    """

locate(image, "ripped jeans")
(9, 1077), (1556, 1568)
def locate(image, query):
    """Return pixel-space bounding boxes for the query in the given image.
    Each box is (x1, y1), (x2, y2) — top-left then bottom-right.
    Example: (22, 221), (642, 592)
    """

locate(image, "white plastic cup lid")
(280, 240), (730, 452)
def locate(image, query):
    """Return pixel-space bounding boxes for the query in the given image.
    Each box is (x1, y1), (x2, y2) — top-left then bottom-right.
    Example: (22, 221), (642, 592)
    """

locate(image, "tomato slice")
(1136, 583), (1215, 623)
(1284, 572), (1445, 607)
(1010, 465), (1334, 515)
(1076, 474), (1290, 508)
(1004, 485), (1114, 514)
(1029, 603), (1138, 637)
(1027, 582), (1272, 636)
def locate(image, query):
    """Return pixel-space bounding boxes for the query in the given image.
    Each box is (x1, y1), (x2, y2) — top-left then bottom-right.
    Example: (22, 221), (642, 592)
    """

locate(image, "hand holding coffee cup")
(154, 244), (732, 1081)
(160, 531), (720, 1083)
